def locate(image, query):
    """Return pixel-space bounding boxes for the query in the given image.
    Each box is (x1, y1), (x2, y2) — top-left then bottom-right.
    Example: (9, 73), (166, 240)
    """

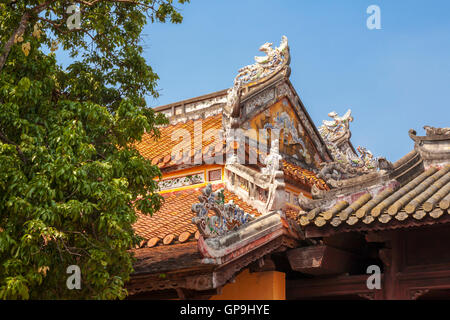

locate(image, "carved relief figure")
(250, 98), (321, 167)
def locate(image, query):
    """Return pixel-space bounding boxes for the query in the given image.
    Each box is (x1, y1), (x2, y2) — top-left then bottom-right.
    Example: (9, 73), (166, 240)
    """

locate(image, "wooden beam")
(323, 232), (367, 255)
(175, 288), (186, 299)
(287, 245), (358, 276)
(181, 288), (223, 300)
(287, 274), (383, 299)
(249, 256), (277, 273)
(365, 231), (391, 243)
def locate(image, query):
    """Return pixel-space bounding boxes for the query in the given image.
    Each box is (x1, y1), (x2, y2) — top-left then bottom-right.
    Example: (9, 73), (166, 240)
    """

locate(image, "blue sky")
(54, 1), (450, 162)
(139, 0), (450, 162)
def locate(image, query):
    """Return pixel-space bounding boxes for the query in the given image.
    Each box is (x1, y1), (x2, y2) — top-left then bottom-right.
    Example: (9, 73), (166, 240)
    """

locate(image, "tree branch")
(0, 1), (55, 73)
(74, 0), (155, 10)
(0, 129), (28, 164)
(0, 0), (159, 73)
(37, 16), (96, 42)
(0, 12), (31, 72)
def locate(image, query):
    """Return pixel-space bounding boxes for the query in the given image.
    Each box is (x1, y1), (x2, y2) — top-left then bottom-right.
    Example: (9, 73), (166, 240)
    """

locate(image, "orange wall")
(210, 269), (285, 300)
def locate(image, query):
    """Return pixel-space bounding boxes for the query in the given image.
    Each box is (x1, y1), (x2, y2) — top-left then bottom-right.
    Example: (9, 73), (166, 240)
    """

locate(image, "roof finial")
(224, 36), (290, 120)
(318, 110), (392, 186)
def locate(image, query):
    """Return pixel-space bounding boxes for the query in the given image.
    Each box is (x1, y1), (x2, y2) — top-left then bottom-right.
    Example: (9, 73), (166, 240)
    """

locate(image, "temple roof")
(133, 184), (261, 248)
(126, 32), (450, 297)
(132, 242), (205, 275)
(135, 114), (223, 170)
(299, 164), (450, 231)
(153, 89), (228, 124)
(282, 160), (329, 191)
(297, 126), (450, 236)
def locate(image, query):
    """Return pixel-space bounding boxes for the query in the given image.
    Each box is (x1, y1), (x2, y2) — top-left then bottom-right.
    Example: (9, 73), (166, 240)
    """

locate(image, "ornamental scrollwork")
(318, 110), (392, 183)
(158, 174), (204, 191)
(235, 36), (289, 87)
(424, 126), (450, 136)
(225, 36), (290, 118)
(191, 184), (256, 239)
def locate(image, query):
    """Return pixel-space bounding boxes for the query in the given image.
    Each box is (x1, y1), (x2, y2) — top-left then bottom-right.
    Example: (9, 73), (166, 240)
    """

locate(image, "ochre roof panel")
(133, 184), (261, 247)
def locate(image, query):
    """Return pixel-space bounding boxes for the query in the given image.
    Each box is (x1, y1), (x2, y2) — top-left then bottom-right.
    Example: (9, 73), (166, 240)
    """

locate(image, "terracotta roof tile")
(178, 231), (191, 243)
(133, 184), (261, 246)
(134, 114), (223, 169)
(285, 204), (301, 221)
(282, 160), (329, 190)
(300, 164), (450, 229)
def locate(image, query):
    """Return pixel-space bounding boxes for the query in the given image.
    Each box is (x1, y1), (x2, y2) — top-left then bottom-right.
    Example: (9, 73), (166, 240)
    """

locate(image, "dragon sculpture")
(191, 184), (256, 238)
(225, 36), (290, 119)
(317, 110), (392, 185)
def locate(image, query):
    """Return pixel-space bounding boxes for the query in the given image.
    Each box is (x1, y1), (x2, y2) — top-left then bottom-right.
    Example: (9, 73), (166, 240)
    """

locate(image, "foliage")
(0, 0), (188, 299)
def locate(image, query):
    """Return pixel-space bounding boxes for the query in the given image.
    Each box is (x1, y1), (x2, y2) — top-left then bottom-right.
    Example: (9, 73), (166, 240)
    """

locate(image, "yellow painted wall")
(157, 165), (224, 194)
(210, 269), (285, 300)
(248, 98), (322, 167)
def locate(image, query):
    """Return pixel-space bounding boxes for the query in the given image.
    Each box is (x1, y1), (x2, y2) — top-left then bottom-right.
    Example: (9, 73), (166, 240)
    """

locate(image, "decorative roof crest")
(225, 36), (290, 119)
(318, 110), (392, 186)
(234, 36), (289, 87)
(319, 110), (353, 148)
(423, 126), (450, 136)
(191, 184), (256, 239)
(409, 126), (450, 167)
(409, 126), (450, 141)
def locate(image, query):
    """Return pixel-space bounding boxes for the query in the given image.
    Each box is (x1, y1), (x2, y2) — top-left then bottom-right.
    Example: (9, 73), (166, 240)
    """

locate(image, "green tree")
(0, 0), (188, 299)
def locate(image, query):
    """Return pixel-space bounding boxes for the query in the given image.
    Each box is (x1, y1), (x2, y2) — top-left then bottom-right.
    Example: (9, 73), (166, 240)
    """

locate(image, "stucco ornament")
(158, 174), (204, 191)
(225, 36), (290, 118)
(423, 126), (450, 136)
(318, 110), (392, 183)
(192, 184), (256, 238)
(319, 110), (353, 143)
(262, 138), (282, 175)
(235, 36), (289, 86)
(319, 110), (357, 162)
